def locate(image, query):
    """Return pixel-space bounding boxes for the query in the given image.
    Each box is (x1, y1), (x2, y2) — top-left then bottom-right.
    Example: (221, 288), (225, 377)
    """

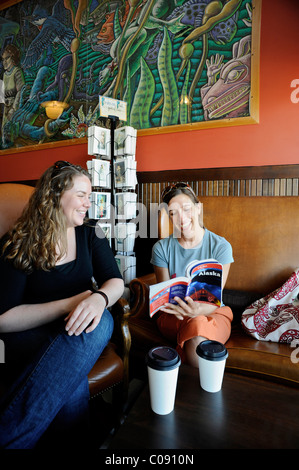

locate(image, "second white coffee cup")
(196, 340), (228, 393)
(146, 346), (181, 415)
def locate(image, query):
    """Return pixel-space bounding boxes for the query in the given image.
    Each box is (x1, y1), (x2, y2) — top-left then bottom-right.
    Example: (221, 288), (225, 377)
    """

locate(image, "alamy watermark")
(95, 201), (175, 240)
(290, 79), (299, 103)
(94, 201), (204, 241)
(290, 339), (299, 364)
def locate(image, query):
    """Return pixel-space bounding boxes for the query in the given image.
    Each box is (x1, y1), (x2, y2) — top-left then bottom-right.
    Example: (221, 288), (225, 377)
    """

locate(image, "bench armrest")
(129, 273), (156, 319)
(111, 297), (132, 391)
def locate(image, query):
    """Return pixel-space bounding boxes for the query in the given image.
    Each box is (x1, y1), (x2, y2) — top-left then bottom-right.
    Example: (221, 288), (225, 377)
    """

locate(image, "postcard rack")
(87, 117), (137, 286)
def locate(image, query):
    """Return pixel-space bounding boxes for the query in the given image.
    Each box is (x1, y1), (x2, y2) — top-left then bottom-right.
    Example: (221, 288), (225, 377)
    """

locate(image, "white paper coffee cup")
(146, 346), (181, 415)
(196, 340), (228, 393)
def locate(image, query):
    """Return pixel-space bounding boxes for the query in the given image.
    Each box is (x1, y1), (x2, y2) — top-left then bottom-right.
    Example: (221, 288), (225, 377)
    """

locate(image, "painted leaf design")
(114, 6), (122, 40)
(69, 114), (79, 131)
(158, 27), (179, 127)
(78, 105), (85, 123)
(130, 57), (155, 129)
(123, 64), (131, 123)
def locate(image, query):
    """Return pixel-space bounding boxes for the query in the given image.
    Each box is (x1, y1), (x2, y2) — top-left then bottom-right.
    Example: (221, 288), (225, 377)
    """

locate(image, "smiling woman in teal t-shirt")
(151, 183), (234, 367)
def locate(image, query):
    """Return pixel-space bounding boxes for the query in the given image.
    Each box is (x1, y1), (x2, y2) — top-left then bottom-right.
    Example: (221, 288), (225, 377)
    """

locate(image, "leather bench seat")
(226, 325), (298, 386)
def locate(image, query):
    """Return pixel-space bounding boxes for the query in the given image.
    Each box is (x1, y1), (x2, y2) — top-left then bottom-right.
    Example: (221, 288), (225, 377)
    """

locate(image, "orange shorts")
(156, 306), (233, 362)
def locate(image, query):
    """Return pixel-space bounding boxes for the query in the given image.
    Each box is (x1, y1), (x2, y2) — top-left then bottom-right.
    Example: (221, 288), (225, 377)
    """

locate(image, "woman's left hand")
(64, 292), (106, 336)
(160, 296), (218, 320)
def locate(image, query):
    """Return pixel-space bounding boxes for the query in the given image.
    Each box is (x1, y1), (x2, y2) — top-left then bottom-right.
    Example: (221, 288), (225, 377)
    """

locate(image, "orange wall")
(1, 0), (299, 181)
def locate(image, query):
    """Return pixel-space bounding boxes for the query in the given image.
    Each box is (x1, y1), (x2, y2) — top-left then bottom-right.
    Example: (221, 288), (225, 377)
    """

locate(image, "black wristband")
(93, 290), (109, 307)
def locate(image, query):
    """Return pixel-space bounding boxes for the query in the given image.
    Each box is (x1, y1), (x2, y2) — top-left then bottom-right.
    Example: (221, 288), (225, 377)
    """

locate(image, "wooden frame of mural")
(0, 0), (261, 154)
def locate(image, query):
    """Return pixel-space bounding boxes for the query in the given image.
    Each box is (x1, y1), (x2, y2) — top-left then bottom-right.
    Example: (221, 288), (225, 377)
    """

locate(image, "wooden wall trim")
(4, 164), (299, 198)
(0, 0), (22, 11)
(137, 165), (299, 183)
(137, 165), (299, 206)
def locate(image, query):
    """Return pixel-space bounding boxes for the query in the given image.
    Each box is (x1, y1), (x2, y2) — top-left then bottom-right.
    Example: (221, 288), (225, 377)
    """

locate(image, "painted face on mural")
(200, 36), (251, 120)
(1, 51), (13, 72)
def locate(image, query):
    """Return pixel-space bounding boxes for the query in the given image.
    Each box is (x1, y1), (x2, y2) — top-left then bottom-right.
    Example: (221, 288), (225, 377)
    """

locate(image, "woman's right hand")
(65, 290), (93, 314)
(64, 291), (106, 336)
(160, 296), (218, 320)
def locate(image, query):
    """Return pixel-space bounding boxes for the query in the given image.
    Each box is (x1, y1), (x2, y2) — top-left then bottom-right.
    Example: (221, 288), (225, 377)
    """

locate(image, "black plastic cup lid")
(196, 340), (228, 361)
(146, 346), (181, 370)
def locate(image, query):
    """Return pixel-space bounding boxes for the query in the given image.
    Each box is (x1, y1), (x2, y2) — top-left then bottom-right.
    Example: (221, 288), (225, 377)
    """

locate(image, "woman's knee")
(184, 336), (207, 367)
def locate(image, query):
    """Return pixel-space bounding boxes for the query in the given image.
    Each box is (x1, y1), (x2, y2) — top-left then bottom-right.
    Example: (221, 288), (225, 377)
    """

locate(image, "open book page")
(149, 278), (189, 317)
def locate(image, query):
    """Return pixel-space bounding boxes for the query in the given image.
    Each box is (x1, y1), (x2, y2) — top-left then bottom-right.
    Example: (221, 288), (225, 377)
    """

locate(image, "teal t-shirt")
(150, 229), (234, 278)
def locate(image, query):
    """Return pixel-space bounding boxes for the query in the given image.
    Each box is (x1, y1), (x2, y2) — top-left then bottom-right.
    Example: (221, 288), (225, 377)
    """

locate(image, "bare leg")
(184, 336), (207, 367)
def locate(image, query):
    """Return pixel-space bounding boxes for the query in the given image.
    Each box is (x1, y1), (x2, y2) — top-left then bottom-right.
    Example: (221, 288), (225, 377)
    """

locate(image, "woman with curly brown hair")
(0, 161), (124, 449)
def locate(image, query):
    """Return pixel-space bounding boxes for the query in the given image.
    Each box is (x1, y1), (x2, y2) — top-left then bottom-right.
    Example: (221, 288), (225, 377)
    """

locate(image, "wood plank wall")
(136, 165), (299, 208)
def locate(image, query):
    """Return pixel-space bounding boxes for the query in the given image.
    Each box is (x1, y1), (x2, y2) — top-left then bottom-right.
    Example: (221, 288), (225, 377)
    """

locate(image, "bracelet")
(93, 290), (109, 307)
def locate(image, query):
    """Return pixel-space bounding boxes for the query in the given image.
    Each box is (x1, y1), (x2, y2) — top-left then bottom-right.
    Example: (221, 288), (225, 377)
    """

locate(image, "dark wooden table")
(109, 365), (299, 449)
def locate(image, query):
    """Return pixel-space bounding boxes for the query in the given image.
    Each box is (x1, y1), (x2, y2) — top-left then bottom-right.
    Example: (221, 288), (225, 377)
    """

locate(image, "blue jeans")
(0, 309), (114, 449)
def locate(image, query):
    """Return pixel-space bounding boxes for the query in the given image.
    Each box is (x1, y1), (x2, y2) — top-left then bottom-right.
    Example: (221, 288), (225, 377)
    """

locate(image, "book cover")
(149, 259), (222, 317)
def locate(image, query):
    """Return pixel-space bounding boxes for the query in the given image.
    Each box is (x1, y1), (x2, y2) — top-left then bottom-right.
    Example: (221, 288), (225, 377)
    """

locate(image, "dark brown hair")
(161, 182), (199, 205)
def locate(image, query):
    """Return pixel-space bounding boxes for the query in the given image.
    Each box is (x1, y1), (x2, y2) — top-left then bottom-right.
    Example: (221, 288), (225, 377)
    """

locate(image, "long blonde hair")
(2, 161), (91, 272)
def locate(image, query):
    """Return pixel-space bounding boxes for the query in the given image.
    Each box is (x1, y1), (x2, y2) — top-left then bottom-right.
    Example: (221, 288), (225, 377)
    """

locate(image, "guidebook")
(149, 259), (222, 317)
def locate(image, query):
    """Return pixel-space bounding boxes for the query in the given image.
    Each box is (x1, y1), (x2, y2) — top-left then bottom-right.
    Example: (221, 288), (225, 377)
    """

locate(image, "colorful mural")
(0, 0), (255, 150)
